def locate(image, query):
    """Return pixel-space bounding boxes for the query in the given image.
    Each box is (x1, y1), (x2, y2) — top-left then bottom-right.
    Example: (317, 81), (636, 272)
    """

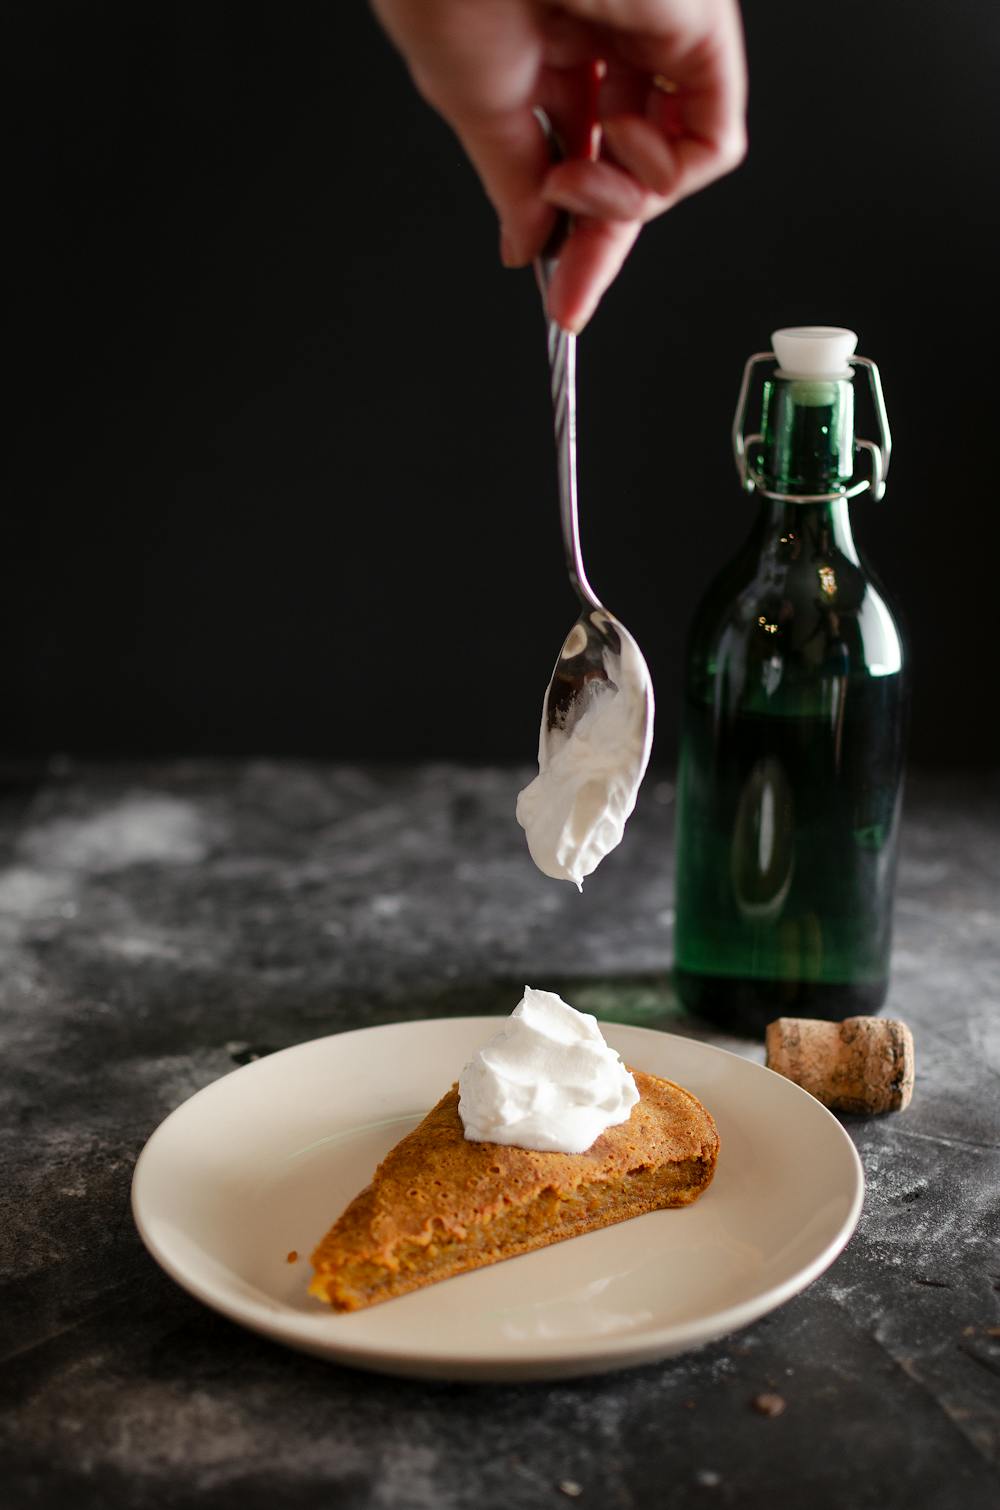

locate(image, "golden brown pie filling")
(310, 1070), (719, 1313)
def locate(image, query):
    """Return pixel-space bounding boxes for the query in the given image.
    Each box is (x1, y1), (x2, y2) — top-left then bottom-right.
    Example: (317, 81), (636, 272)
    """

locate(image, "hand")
(371, 0), (747, 331)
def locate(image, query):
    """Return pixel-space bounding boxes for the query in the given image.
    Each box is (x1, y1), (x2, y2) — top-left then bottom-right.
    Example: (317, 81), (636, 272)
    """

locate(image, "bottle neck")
(755, 374), (855, 496)
(747, 372), (861, 559)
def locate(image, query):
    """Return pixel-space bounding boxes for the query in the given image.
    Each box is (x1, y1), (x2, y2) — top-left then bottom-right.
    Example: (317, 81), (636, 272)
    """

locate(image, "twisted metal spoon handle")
(544, 317), (601, 614)
(532, 78), (605, 620)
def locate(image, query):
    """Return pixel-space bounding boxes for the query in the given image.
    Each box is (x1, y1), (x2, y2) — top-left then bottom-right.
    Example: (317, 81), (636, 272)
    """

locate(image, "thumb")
(446, 105), (557, 265)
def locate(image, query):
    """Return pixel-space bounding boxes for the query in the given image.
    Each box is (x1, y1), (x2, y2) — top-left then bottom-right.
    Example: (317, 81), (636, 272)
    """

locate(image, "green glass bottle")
(674, 327), (907, 1033)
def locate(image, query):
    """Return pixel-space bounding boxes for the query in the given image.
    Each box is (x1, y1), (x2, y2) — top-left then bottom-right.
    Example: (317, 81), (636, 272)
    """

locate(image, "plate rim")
(131, 1016), (865, 1377)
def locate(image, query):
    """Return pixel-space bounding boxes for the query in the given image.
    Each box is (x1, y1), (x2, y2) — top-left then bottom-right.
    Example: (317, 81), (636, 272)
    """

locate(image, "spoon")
(532, 104), (655, 760)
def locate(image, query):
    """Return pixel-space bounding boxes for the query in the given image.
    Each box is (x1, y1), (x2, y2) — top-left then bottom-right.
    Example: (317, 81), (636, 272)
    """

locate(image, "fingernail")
(546, 294), (586, 337)
(560, 300), (590, 336)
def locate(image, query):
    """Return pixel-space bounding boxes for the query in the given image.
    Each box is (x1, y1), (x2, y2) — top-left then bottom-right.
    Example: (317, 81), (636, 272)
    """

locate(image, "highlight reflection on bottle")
(730, 757), (795, 922)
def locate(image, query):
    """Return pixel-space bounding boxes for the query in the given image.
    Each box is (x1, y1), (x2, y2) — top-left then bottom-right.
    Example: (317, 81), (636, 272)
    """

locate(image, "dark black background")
(4, 1), (998, 766)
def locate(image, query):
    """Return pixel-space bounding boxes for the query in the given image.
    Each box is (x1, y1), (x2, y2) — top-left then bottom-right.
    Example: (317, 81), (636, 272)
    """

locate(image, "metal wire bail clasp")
(731, 351), (892, 504)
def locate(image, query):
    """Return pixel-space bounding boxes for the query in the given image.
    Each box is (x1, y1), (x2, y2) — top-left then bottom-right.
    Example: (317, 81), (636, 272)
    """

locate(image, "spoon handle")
(547, 321), (601, 613)
(534, 64), (604, 615)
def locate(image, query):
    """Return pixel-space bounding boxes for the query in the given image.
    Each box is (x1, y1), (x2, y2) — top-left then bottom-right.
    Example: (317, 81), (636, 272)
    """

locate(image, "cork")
(765, 1016), (914, 1114)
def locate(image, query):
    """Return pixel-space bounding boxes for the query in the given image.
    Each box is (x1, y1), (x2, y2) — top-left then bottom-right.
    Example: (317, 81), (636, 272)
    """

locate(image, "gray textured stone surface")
(1, 761), (998, 1509)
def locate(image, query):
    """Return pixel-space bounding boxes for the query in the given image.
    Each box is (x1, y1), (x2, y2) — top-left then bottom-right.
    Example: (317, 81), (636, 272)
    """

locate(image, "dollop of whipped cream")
(516, 627), (653, 889)
(458, 987), (639, 1154)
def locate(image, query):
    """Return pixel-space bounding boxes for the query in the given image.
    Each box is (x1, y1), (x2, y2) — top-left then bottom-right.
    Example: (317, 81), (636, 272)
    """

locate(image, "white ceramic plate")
(132, 1017), (863, 1381)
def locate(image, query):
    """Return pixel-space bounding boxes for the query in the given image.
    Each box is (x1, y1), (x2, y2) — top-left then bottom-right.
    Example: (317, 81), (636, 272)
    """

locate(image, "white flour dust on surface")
(20, 796), (207, 874)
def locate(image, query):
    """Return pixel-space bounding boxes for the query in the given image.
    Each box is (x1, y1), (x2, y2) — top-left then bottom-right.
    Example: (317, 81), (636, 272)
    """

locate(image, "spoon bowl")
(542, 607), (624, 736)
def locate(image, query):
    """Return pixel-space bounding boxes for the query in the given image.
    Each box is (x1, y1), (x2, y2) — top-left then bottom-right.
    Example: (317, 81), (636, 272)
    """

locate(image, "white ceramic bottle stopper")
(772, 326), (858, 380)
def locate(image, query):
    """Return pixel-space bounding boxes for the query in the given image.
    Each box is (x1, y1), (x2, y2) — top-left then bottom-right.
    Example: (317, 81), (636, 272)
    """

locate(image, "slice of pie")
(309, 1068), (719, 1312)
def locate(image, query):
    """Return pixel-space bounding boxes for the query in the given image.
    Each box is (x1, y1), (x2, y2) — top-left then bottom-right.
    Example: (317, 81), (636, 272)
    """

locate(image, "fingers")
(603, 105), (742, 202)
(601, 115), (678, 197)
(603, 6), (748, 189)
(590, 20), (746, 209)
(448, 106), (558, 267)
(544, 217), (641, 334)
(537, 4), (747, 330)
(543, 157), (647, 220)
(540, 129), (680, 231)
(371, 0), (747, 331)
(542, 108), (743, 233)
(372, 0), (567, 266)
(471, 58), (606, 268)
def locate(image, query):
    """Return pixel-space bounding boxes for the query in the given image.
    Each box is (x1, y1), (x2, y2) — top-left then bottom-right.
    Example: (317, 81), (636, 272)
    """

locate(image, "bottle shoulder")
(685, 517), (907, 708)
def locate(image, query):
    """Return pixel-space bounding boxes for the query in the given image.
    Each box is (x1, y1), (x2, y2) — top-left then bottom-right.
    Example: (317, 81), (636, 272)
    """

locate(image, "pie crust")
(310, 1069), (719, 1312)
